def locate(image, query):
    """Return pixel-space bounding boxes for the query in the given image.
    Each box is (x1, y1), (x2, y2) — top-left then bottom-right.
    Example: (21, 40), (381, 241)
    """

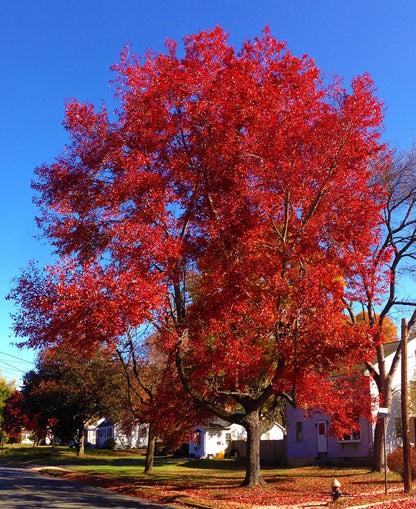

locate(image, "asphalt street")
(0, 464), (178, 508)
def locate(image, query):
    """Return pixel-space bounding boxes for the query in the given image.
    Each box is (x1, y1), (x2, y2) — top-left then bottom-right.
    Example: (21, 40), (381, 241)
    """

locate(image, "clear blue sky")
(1, 0), (416, 383)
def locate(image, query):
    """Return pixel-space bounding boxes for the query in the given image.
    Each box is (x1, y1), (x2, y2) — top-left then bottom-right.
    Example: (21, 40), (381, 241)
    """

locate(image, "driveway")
(0, 464), (179, 508)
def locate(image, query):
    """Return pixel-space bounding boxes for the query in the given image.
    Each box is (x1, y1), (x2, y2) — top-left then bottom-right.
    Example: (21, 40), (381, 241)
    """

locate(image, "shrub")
(387, 446), (416, 479)
(102, 438), (116, 450)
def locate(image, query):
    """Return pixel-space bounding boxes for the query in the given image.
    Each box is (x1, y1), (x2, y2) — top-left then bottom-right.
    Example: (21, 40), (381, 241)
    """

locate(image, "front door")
(317, 421), (328, 454)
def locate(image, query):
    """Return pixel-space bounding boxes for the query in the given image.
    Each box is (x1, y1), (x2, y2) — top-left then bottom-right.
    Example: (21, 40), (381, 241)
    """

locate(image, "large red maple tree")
(10, 27), (389, 485)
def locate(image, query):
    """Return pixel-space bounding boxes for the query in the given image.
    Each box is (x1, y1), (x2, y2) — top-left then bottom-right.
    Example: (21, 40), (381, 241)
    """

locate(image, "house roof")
(205, 417), (232, 429)
(383, 340), (401, 357)
(202, 416), (285, 431)
(96, 419), (113, 429)
(374, 337), (414, 362)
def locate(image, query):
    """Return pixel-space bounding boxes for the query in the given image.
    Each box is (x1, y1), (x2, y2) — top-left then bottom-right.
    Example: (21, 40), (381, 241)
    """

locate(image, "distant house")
(20, 429), (33, 445)
(286, 339), (416, 467)
(189, 418), (285, 459)
(86, 418), (148, 449)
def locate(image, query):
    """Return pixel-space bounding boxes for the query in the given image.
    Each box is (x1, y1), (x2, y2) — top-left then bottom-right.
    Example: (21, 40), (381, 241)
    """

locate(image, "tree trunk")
(241, 412), (266, 487)
(76, 428), (85, 457)
(144, 424), (156, 474)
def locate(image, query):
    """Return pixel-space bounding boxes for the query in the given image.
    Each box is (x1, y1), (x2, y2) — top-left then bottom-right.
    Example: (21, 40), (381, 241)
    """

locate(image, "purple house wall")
(286, 339), (416, 467)
(286, 405), (374, 467)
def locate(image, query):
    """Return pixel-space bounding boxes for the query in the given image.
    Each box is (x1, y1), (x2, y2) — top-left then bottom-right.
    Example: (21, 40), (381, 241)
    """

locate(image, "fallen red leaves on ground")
(60, 470), (416, 509)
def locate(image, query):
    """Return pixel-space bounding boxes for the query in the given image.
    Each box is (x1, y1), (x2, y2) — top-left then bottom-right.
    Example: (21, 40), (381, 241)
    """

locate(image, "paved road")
(0, 465), (178, 508)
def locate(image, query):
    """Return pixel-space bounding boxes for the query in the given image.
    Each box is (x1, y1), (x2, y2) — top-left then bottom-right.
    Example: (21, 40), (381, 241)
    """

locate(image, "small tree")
(116, 330), (208, 474)
(344, 147), (416, 471)
(2, 391), (29, 443)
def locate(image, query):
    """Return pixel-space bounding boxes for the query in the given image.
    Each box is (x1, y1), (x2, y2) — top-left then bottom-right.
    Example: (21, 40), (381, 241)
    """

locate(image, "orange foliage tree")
(356, 312), (399, 344)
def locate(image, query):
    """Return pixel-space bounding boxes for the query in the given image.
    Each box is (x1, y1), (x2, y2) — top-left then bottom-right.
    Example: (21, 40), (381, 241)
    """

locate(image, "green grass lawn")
(2, 445), (415, 508)
(1, 444), (146, 466)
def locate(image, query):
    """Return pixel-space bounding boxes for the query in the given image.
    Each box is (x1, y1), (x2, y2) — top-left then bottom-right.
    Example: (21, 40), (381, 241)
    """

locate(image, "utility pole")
(401, 318), (412, 493)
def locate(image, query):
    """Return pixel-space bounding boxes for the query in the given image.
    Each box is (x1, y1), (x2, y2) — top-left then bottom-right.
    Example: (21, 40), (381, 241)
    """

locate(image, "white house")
(189, 417), (285, 459)
(377, 339), (416, 455)
(20, 429), (34, 445)
(86, 418), (149, 449)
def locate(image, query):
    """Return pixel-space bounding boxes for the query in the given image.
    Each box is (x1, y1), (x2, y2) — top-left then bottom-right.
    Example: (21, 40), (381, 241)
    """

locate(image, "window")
(339, 430), (361, 442)
(296, 422), (303, 442)
(225, 432), (231, 447)
(338, 426), (361, 442)
(337, 418), (361, 442)
(395, 418), (402, 438)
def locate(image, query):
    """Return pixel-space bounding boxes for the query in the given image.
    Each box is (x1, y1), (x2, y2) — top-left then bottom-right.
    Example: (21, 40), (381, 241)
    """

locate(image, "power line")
(0, 351), (33, 365)
(0, 367), (20, 380)
(0, 360), (26, 374)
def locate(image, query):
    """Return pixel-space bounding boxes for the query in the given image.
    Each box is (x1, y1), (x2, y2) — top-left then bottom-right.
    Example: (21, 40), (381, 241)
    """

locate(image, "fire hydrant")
(331, 478), (342, 501)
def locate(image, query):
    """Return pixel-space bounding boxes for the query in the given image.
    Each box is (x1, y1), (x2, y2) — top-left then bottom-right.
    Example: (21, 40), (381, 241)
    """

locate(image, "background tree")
(21, 369), (53, 445)
(2, 391), (29, 443)
(22, 345), (125, 455)
(0, 374), (15, 428)
(116, 330), (208, 474)
(9, 28), (387, 485)
(344, 146), (416, 471)
(356, 312), (399, 344)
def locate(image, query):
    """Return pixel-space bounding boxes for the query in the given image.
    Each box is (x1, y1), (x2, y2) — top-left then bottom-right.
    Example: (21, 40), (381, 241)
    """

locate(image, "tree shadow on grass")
(180, 459), (246, 470)
(23, 457), (147, 468)
(110, 472), (244, 491)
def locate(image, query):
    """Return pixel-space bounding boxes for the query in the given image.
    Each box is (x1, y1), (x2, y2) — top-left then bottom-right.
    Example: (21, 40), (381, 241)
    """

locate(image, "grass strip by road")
(2, 446), (416, 508)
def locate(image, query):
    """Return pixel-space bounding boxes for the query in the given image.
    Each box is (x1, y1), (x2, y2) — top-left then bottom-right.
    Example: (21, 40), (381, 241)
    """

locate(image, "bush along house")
(286, 339), (416, 467)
